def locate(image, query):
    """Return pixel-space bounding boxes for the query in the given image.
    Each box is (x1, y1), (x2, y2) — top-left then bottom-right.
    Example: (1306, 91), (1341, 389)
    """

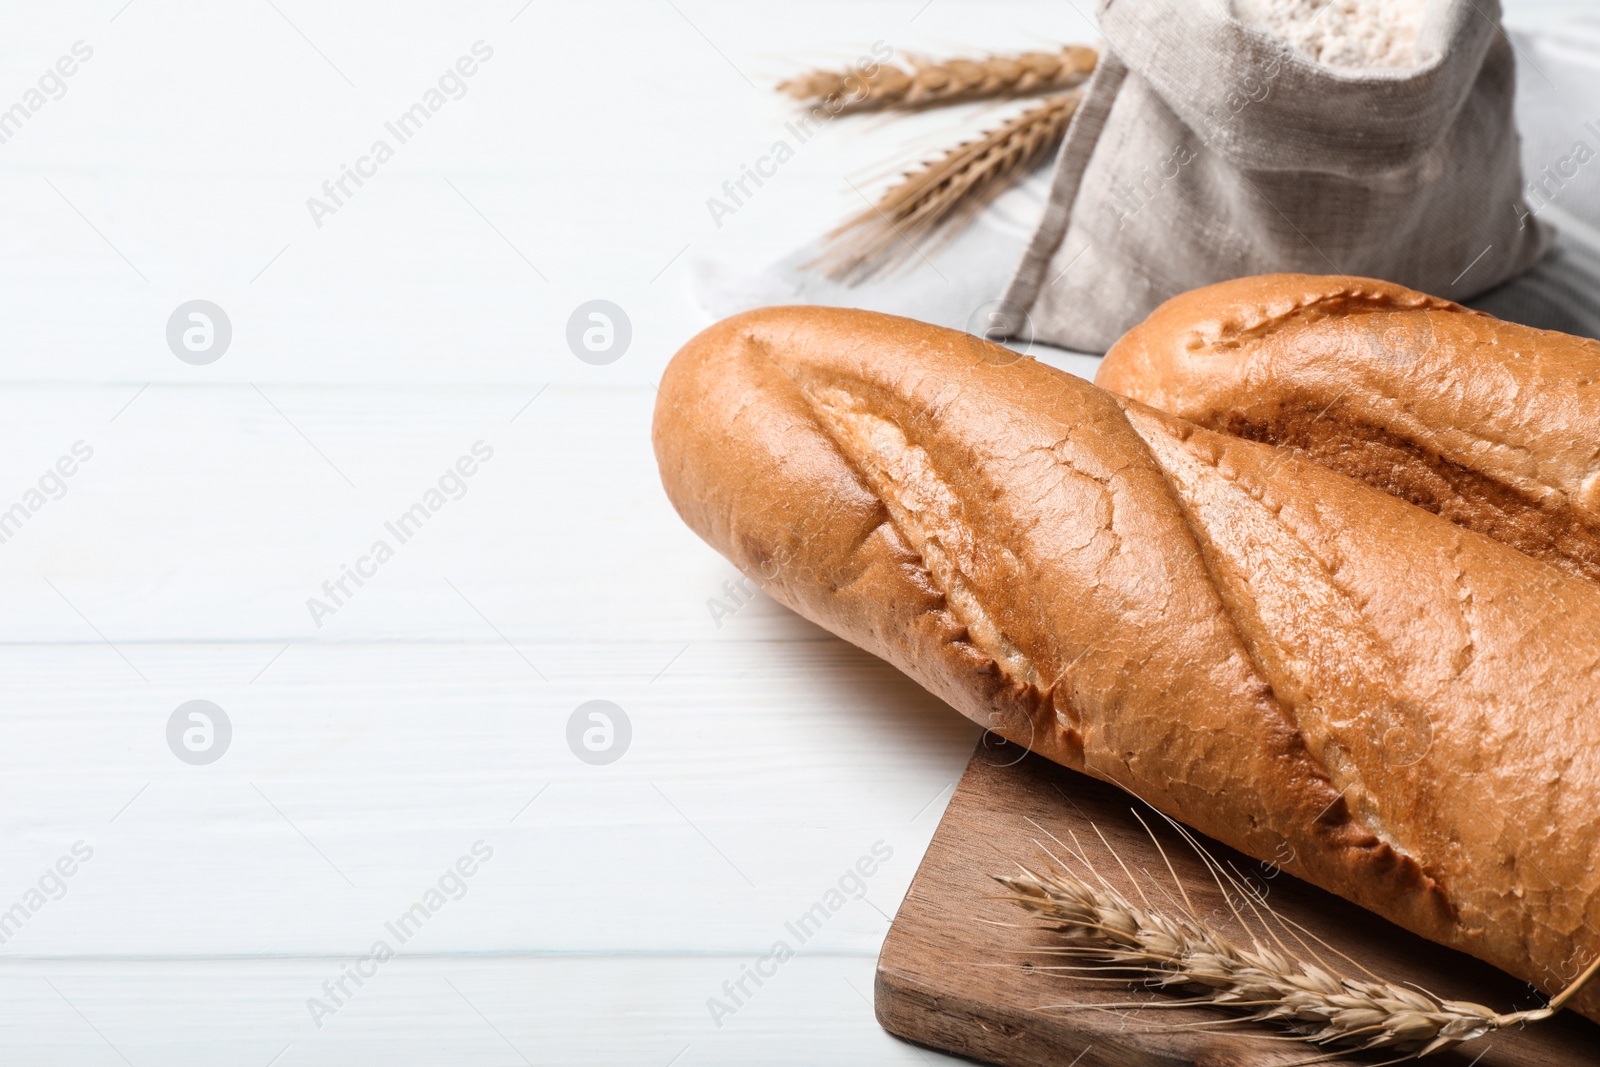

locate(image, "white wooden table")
(0, 1), (1584, 1063)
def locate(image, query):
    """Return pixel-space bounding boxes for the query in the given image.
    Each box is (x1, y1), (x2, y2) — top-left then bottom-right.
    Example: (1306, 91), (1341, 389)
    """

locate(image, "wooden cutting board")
(876, 739), (1600, 1066)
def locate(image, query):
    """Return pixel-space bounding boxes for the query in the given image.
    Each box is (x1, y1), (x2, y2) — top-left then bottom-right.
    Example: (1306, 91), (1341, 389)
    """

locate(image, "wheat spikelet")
(815, 92), (1078, 284)
(779, 45), (1095, 114)
(996, 854), (1600, 1061)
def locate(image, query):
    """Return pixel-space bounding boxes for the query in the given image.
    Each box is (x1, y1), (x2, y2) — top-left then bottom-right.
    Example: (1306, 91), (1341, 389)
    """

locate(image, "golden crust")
(653, 304), (1600, 1019)
(1098, 273), (1600, 583)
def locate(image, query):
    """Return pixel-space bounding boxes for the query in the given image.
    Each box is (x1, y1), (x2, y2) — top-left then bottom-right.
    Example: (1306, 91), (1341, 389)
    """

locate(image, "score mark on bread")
(1101, 273), (1600, 584)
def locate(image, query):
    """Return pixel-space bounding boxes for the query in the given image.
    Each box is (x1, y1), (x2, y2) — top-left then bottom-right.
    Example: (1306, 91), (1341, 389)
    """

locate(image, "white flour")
(1232, 0), (1427, 69)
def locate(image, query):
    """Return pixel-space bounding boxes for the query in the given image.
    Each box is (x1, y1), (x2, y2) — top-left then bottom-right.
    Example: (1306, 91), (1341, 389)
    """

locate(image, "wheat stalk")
(778, 45), (1096, 114)
(814, 92), (1079, 284)
(995, 835), (1600, 1062)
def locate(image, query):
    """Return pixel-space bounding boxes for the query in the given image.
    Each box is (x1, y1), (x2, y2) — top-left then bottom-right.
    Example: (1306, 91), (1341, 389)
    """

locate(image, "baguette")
(652, 305), (1600, 1021)
(1097, 273), (1600, 584)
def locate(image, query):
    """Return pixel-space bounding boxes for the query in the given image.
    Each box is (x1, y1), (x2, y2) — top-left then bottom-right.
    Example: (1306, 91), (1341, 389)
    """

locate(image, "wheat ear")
(997, 865), (1600, 1061)
(813, 92), (1078, 284)
(778, 45), (1096, 114)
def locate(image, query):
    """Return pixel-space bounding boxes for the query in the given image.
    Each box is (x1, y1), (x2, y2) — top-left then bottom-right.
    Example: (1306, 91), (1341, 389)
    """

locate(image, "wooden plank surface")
(877, 742), (1600, 1067)
(0, 640), (978, 957)
(0, 955), (926, 1067)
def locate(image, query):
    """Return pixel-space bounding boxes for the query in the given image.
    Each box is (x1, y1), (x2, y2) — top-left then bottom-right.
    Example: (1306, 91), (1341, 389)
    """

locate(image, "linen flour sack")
(1002, 0), (1551, 352)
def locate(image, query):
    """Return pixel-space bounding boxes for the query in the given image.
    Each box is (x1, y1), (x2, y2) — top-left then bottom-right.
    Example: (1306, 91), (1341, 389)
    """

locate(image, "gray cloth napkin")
(693, 12), (1600, 354)
(1467, 21), (1600, 335)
